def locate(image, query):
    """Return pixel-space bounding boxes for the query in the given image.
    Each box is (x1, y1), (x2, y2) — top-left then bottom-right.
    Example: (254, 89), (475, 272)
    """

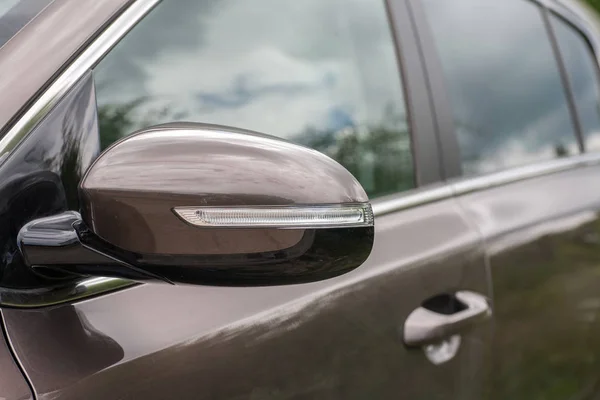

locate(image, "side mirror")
(17, 123), (374, 286)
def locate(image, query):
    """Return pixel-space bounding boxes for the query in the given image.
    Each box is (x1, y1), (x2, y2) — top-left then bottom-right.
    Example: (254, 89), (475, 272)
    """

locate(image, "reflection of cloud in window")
(326, 108), (355, 132)
(195, 76), (317, 111)
(94, 0), (415, 197)
(461, 94), (579, 174)
(424, 0), (579, 174)
(95, 0), (405, 139)
(583, 133), (600, 151)
(464, 137), (578, 176)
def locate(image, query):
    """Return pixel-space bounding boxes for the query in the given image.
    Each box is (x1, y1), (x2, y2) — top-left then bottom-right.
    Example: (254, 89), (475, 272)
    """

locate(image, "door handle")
(403, 291), (491, 347)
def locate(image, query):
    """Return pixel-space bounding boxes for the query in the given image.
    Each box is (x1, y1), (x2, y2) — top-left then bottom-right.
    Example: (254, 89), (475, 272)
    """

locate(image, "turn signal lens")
(173, 204), (373, 229)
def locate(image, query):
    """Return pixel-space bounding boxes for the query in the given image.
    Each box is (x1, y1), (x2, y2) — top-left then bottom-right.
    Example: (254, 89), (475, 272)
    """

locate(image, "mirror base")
(18, 211), (374, 286)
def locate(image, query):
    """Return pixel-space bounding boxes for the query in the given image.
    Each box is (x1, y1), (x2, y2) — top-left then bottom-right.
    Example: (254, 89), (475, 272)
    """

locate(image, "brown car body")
(0, 0), (599, 399)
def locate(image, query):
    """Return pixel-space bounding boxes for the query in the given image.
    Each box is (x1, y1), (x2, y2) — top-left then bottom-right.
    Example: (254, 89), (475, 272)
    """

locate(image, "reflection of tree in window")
(296, 104), (412, 197)
(97, 99), (413, 198)
(94, 0), (416, 199)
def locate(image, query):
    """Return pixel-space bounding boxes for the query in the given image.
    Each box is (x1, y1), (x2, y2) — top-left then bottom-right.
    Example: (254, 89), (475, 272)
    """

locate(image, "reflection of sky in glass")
(552, 15), (600, 152)
(94, 0), (414, 198)
(0, 0), (20, 15)
(95, 0), (406, 138)
(423, 0), (580, 176)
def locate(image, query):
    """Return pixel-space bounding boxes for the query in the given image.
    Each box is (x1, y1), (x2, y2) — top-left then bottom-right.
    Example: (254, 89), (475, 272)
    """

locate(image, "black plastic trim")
(18, 212), (375, 287)
(386, 0), (443, 186)
(543, 6), (586, 152)
(406, 0), (462, 180)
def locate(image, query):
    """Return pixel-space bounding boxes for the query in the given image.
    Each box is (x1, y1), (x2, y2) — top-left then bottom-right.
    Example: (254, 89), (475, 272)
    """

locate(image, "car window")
(0, 0), (21, 14)
(93, 0), (414, 199)
(422, 0), (580, 176)
(552, 15), (600, 152)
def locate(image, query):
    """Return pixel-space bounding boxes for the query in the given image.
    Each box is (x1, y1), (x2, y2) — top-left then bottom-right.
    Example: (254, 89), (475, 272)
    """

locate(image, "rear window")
(422, 0), (580, 176)
(0, 0), (52, 48)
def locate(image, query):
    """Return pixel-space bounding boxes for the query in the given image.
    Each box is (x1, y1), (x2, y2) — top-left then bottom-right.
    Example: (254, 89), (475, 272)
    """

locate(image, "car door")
(0, 0), (491, 399)
(416, 0), (600, 398)
(0, 330), (32, 400)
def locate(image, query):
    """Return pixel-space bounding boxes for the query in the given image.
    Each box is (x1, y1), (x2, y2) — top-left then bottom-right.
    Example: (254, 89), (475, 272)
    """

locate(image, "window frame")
(547, 7), (600, 153)
(410, 0), (600, 181)
(386, 0), (444, 187)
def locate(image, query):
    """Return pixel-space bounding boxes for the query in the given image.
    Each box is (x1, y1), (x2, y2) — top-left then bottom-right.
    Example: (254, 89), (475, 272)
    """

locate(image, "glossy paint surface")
(80, 123), (368, 255)
(0, 0), (53, 49)
(67, 123), (375, 285)
(84, 125), (367, 203)
(17, 209), (375, 286)
(0, 311), (32, 400)
(457, 163), (600, 399)
(4, 195), (490, 399)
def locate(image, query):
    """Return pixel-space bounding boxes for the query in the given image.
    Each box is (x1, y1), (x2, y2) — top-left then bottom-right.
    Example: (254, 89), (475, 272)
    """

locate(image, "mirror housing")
(18, 123), (374, 286)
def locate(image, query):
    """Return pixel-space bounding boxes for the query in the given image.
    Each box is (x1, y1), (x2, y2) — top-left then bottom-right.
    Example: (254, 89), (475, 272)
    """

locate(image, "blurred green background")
(586, 0), (600, 12)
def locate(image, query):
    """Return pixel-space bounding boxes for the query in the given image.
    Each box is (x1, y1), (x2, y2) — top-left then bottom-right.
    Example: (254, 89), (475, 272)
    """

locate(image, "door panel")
(4, 196), (490, 399)
(0, 311), (32, 400)
(457, 164), (600, 399)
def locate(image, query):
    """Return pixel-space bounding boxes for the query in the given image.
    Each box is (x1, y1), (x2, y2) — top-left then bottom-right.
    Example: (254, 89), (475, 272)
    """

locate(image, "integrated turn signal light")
(173, 204), (374, 229)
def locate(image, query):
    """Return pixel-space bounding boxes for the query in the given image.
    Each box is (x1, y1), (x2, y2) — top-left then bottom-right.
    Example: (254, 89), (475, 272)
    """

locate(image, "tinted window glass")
(552, 15), (600, 151)
(423, 0), (579, 175)
(94, 0), (414, 198)
(0, 0), (21, 14)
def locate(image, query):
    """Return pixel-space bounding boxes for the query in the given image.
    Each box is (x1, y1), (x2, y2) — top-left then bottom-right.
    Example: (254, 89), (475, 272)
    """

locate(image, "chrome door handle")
(403, 291), (491, 347)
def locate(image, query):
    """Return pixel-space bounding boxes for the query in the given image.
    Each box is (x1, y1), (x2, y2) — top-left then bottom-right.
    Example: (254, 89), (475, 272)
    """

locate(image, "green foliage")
(585, 0), (600, 12)
(297, 125), (413, 197)
(97, 99), (416, 198)
(97, 99), (145, 150)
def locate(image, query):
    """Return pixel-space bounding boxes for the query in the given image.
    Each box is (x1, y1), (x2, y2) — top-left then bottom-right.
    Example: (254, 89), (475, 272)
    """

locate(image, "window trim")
(406, 0), (462, 180)
(387, 0), (444, 186)
(372, 150), (600, 217)
(547, 8), (600, 153)
(0, 0), (55, 52)
(543, 7), (586, 153)
(544, 0), (600, 62)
